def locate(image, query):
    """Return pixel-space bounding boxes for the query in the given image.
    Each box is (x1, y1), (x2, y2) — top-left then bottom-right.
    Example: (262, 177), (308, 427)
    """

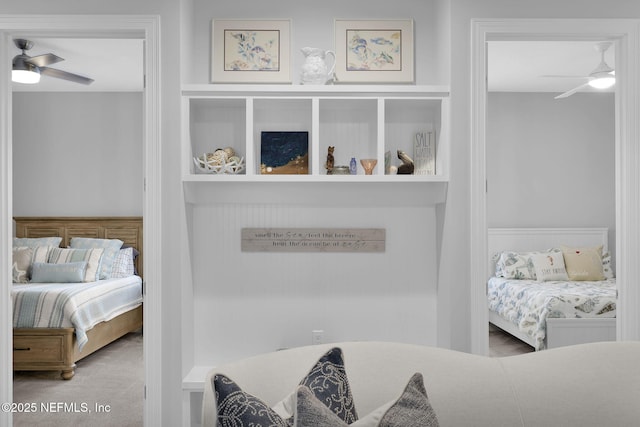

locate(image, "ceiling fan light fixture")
(588, 75), (615, 89)
(12, 69), (41, 84)
(12, 56), (40, 84)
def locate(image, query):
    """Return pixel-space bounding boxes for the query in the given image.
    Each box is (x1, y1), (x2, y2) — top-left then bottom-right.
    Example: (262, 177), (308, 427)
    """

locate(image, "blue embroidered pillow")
(214, 374), (293, 427)
(299, 347), (358, 423)
(213, 347), (358, 426)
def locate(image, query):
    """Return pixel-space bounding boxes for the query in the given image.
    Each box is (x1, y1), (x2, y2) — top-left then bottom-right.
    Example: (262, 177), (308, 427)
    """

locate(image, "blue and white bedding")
(488, 277), (616, 350)
(12, 276), (142, 351)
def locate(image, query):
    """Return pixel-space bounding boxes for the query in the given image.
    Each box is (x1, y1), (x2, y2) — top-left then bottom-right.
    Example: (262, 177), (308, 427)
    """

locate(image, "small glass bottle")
(349, 157), (357, 175)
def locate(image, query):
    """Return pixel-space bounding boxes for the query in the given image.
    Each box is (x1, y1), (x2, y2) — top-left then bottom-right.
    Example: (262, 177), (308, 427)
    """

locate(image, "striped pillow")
(70, 238), (123, 280)
(48, 247), (105, 282)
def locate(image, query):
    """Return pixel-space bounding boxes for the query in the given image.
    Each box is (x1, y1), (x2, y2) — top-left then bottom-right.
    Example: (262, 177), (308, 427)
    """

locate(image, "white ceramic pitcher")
(300, 47), (336, 85)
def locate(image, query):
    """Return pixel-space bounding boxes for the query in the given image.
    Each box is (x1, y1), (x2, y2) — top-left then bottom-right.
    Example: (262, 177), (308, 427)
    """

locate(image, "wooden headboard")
(13, 216), (143, 278)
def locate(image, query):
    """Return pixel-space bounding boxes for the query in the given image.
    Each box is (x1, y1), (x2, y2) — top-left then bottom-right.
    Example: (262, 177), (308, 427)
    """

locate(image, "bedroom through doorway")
(10, 36), (146, 425)
(485, 39), (616, 354)
(0, 14), (162, 426)
(471, 18), (640, 356)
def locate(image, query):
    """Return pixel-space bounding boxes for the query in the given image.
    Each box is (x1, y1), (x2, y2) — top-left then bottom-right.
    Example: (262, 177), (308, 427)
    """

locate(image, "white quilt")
(487, 276), (616, 350)
(12, 276), (142, 351)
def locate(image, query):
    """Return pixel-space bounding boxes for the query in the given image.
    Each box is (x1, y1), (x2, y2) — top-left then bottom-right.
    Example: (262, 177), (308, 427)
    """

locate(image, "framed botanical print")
(334, 19), (414, 83)
(211, 19), (291, 83)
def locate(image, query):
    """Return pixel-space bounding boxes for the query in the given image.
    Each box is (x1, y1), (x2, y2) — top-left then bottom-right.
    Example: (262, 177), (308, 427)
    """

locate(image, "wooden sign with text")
(241, 228), (385, 253)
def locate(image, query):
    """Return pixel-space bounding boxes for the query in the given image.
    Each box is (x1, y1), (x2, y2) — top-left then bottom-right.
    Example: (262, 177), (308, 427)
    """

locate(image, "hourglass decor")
(360, 158), (378, 175)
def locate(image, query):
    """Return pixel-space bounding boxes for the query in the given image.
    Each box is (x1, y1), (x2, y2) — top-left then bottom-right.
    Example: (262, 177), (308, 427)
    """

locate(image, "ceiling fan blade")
(26, 53), (63, 68)
(541, 75), (588, 79)
(554, 82), (590, 99)
(40, 67), (94, 85)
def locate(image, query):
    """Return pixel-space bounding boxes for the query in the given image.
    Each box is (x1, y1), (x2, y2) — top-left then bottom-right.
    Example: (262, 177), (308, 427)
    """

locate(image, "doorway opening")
(0, 15), (161, 426)
(470, 19), (640, 355)
(485, 40), (615, 355)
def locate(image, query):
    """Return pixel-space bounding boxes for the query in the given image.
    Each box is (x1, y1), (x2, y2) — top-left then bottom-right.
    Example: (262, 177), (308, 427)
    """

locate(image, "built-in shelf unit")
(181, 84), (450, 185)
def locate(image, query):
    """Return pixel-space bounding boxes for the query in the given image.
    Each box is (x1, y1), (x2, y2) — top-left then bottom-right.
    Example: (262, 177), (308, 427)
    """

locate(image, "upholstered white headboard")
(487, 228), (609, 278)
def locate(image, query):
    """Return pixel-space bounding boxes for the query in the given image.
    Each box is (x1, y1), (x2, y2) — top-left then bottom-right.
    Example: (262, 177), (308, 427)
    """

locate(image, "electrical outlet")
(312, 330), (324, 345)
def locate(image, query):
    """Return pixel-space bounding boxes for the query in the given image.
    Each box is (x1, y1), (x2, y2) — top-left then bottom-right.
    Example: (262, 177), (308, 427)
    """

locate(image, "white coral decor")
(193, 147), (245, 174)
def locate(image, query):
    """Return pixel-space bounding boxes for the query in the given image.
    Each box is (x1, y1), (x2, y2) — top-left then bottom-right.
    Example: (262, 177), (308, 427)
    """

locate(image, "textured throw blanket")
(12, 276), (142, 351)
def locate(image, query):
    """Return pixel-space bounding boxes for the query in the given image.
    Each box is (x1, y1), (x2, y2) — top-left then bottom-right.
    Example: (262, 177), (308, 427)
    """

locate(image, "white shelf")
(182, 84), (450, 97)
(182, 365), (214, 392)
(182, 84), (450, 185)
(182, 173), (448, 183)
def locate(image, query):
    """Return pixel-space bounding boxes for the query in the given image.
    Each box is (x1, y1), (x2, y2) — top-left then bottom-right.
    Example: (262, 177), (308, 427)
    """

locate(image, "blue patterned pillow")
(213, 347), (358, 426)
(214, 374), (293, 427)
(299, 347), (358, 423)
(70, 237), (123, 280)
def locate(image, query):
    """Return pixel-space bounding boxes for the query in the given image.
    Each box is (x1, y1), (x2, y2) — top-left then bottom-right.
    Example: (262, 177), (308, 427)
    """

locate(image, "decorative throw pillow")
(70, 237), (123, 280)
(295, 373), (440, 427)
(495, 251), (537, 279)
(31, 261), (88, 283)
(531, 251), (569, 282)
(298, 347), (358, 423)
(561, 245), (605, 281)
(48, 247), (104, 282)
(214, 373), (293, 427)
(213, 347), (358, 427)
(12, 246), (52, 283)
(13, 236), (62, 248)
(602, 251), (615, 279)
(111, 247), (135, 278)
(495, 249), (561, 280)
(12, 247), (33, 283)
(120, 245), (140, 275)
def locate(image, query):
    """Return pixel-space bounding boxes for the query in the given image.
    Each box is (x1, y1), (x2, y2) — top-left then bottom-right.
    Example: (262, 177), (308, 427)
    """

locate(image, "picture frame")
(260, 131), (309, 175)
(211, 19), (291, 83)
(334, 19), (414, 84)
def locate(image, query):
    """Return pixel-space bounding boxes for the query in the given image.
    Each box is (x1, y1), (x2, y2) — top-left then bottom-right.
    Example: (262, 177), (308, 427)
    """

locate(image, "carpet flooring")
(12, 330), (143, 427)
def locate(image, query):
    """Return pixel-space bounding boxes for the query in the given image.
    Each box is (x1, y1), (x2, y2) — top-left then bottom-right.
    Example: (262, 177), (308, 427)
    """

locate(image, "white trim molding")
(470, 19), (640, 355)
(0, 30), (13, 427)
(0, 14), (161, 427)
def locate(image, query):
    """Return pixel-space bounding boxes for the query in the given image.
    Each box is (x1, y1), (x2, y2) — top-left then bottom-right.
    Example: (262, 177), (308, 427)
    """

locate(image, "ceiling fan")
(12, 38), (94, 85)
(553, 41), (615, 99)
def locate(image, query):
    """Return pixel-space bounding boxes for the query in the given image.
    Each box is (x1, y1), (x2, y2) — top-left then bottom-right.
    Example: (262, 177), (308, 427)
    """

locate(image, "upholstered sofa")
(202, 341), (640, 427)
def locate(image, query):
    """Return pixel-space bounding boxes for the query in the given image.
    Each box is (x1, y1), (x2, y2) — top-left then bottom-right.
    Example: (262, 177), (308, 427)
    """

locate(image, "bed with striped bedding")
(12, 276), (142, 351)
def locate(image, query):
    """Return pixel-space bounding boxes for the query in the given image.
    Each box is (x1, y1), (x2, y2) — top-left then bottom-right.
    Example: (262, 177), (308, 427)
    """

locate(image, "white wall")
(184, 0), (448, 366)
(487, 92), (615, 251)
(191, 204), (438, 365)
(191, 0), (447, 86)
(2, 1), (640, 426)
(12, 92), (143, 216)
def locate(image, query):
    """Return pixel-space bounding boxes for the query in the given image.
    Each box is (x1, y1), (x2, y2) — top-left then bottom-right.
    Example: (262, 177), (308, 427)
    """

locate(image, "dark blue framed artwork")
(260, 131), (309, 174)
